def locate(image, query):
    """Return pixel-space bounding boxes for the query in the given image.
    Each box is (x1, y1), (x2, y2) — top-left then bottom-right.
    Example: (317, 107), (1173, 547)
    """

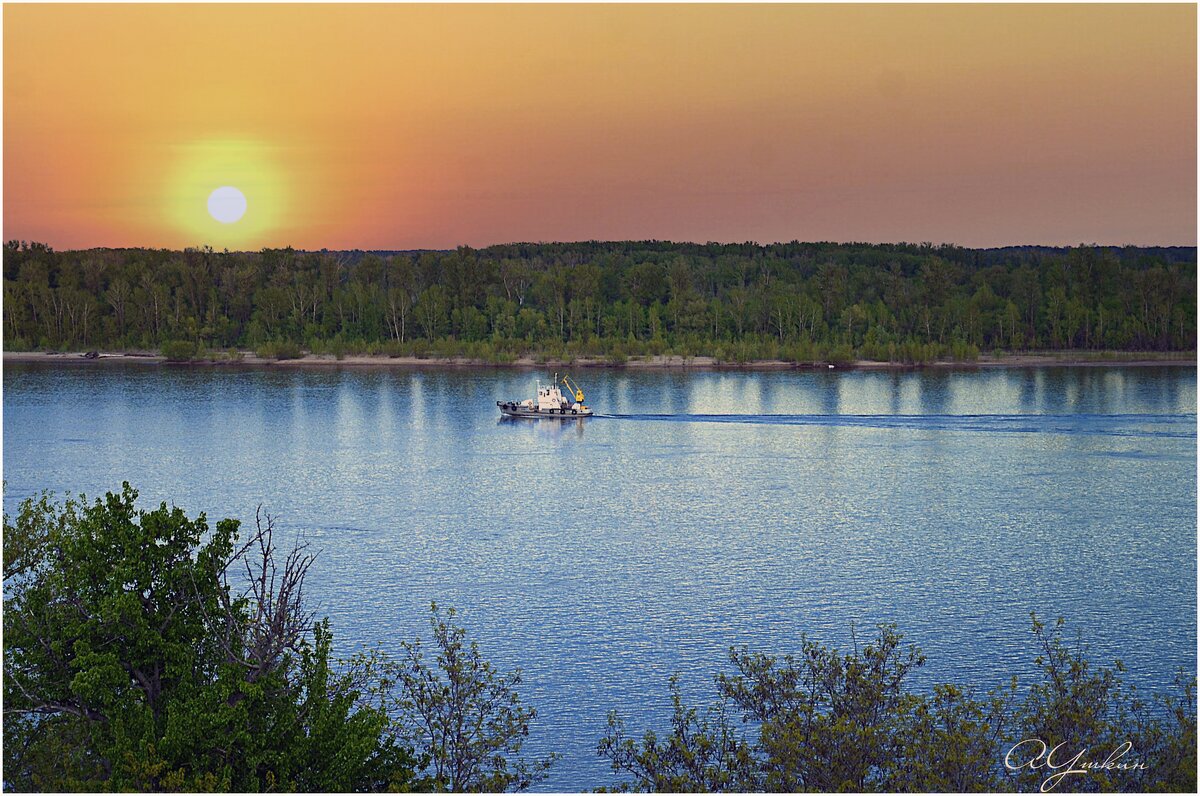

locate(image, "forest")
(2, 240), (1195, 364)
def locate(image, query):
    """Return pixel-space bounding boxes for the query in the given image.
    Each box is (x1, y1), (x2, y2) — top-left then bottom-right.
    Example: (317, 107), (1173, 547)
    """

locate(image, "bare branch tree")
(199, 508), (318, 692)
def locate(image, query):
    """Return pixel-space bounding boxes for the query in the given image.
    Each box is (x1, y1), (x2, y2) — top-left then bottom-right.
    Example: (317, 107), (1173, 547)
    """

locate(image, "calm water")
(3, 363), (1196, 789)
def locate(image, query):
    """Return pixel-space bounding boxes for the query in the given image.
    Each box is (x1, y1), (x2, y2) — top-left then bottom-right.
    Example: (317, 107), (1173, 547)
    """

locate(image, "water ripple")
(3, 363), (1195, 791)
(601, 412), (1195, 438)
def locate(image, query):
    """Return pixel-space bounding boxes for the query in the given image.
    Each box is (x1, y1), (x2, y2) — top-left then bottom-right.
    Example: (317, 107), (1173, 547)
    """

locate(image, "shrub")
(600, 617), (1198, 793)
(368, 605), (558, 791)
(161, 339), (198, 361)
(950, 340), (981, 361)
(825, 343), (856, 365)
(256, 340), (303, 360)
(2, 487), (425, 792)
(380, 339), (407, 358)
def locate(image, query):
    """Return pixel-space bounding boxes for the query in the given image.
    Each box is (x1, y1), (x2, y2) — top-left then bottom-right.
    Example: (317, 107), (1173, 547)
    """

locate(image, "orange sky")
(3, 3), (1196, 250)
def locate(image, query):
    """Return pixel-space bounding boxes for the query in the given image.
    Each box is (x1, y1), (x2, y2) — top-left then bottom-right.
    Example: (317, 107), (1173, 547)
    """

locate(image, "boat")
(498, 373), (593, 418)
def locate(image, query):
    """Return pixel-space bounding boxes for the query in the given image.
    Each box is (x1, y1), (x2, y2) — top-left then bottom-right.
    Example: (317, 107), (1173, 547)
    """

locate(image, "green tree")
(378, 604), (558, 792)
(414, 285), (449, 341)
(598, 675), (757, 792)
(1007, 614), (1197, 793)
(600, 620), (1196, 793)
(2, 485), (423, 792)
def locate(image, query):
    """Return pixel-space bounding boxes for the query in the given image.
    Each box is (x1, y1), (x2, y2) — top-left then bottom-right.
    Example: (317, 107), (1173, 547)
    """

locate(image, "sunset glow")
(169, 140), (284, 245)
(3, 3), (1196, 250)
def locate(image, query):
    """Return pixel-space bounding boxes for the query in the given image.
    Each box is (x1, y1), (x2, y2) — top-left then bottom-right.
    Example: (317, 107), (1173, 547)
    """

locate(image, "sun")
(167, 139), (286, 247)
(207, 186), (247, 223)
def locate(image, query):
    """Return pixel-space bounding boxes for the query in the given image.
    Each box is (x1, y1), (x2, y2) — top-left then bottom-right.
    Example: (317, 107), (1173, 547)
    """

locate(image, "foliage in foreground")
(599, 622), (1197, 792)
(351, 605), (558, 792)
(3, 483), (1195, 792)
(2, 487), (549, 792)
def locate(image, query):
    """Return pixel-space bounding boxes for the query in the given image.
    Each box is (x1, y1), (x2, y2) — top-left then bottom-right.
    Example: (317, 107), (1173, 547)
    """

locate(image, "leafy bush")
(2, 487), (425, 791)
(379, 339), (407, 358)
(256, 340), (303, 360)
(824, 343), (856, 365)
(4, 485), (561, 793)
(950, 340), (981, 361)
(358, 605), (558, 791)
(160, 339), (198, 361)
(599, 618), (1197, 792)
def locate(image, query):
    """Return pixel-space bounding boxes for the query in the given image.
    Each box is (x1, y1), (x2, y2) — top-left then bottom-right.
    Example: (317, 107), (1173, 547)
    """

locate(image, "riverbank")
(5, 350), (1195, 369)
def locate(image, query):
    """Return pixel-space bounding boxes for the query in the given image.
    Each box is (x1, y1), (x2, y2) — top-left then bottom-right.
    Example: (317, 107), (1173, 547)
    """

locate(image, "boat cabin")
(536, 381), (569, 411)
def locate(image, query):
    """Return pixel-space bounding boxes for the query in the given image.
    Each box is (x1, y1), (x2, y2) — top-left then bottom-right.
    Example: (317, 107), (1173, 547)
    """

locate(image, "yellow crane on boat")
(560, 373), (586, 403)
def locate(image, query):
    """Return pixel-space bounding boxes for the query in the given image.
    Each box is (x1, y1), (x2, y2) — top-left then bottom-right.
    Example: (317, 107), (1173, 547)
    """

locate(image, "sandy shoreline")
(4, 350), (1195, 370)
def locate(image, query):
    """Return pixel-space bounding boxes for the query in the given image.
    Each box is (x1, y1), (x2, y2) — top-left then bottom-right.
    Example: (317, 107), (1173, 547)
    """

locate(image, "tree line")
(3, 486), (1195, 791)
(2, 240), (1196, 363)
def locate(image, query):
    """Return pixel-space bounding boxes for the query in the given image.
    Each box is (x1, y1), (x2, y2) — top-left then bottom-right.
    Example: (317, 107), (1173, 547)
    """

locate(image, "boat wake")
(595, 412), (1196, 439)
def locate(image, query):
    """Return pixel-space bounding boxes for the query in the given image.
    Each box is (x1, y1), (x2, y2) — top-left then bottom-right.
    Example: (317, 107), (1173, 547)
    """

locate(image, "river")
(3, 362), (1195, 789)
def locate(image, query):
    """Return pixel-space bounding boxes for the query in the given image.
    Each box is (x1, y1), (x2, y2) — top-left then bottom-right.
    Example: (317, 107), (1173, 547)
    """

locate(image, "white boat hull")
(497, 401), (593, 419)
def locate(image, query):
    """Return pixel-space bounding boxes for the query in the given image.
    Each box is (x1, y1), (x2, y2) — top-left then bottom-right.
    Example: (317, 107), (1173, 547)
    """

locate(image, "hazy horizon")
(6, 237), (1198, 255)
